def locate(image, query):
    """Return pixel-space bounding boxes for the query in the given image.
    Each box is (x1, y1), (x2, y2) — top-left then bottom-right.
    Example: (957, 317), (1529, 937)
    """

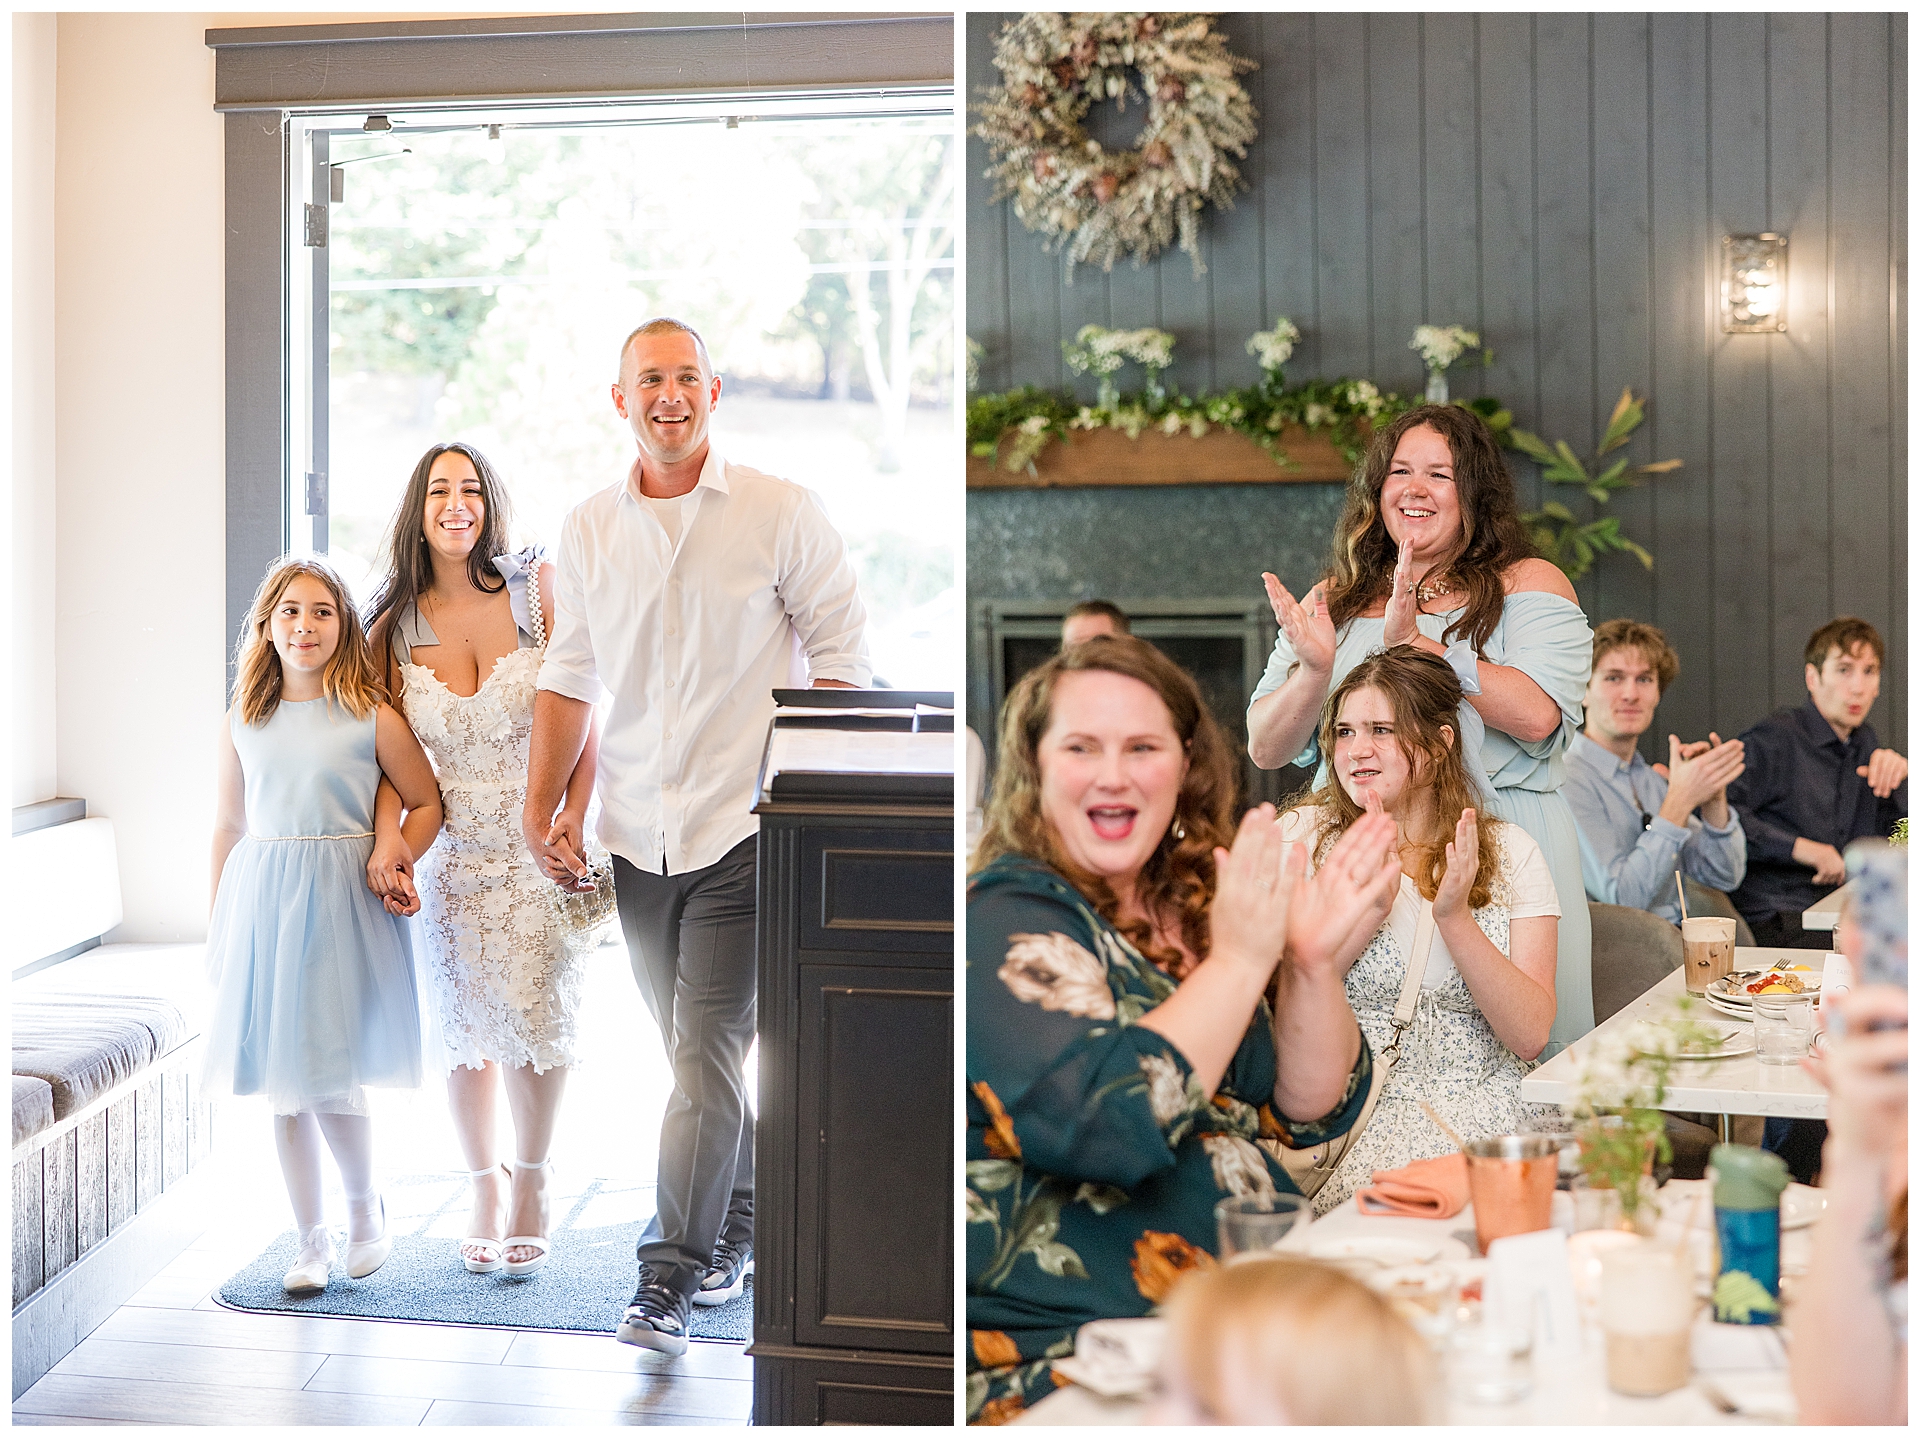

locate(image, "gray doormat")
(212, 1172), (752, 1342)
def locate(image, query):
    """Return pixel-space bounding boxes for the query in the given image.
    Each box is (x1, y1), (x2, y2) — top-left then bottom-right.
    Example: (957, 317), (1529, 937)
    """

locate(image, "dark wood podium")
(749, 694), (954, 1425)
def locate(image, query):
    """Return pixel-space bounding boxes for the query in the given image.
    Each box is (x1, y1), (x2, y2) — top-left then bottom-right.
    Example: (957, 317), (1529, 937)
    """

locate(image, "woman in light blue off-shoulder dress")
(1248, 404), (1594, 1054)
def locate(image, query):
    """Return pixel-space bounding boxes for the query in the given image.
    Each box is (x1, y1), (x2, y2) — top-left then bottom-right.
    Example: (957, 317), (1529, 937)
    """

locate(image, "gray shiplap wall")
(967, 11), (1906, 756)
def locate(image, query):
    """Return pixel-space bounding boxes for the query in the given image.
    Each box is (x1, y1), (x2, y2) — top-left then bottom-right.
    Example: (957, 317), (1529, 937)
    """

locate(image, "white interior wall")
(53, 13), (228, 940)
(12, 15), (59, 807)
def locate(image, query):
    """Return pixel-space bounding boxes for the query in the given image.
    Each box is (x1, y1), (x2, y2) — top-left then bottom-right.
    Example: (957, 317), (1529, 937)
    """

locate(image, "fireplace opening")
(970, 598), (1316, 812)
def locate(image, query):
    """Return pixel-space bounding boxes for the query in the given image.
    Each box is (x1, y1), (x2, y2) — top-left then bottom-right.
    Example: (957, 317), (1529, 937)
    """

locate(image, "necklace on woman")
(1413, 574), (1457, 604)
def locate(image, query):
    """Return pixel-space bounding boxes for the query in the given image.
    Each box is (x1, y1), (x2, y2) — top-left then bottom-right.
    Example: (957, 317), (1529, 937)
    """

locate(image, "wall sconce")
(1721, 233), (1788, 333)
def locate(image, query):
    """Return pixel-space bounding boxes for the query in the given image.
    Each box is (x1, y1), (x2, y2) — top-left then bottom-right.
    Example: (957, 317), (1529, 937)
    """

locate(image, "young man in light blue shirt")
(1563, 619), (1747, 926)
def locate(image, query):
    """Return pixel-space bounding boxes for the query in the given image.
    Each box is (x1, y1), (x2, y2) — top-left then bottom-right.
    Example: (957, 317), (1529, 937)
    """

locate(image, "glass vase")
(1425, 368), (1449, 403)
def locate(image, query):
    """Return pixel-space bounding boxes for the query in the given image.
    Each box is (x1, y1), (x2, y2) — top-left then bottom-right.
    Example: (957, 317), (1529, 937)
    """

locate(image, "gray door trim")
(208, 12), (955, 111)
(211, 11), (955, 686)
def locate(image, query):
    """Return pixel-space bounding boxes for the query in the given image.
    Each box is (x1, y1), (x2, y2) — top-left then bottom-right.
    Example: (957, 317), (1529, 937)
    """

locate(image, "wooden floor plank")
(50, 1337), (327, 1390)
(503, 1330), (753, 1381)
(304, 1353), (752, 1421)
(12, 1374), (433, 1426)
(10, 1415), (163, 1426)
(94, 1306), (518, 1365)
(422, 1398), (742, 1426)
(119, 1272), (218, 1310)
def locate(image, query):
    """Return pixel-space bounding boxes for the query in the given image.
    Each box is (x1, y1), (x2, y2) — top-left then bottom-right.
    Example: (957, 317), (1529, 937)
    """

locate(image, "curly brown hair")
(971, 635), (1238, 979)
(1303, 645), (1501, 909)
(1322, 404), (1538, 653)
(1591, 618), (1680, 693)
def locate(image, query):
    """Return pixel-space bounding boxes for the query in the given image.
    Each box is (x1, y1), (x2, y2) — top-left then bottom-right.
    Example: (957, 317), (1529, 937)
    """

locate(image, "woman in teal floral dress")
(966, 636), (1404, 1424)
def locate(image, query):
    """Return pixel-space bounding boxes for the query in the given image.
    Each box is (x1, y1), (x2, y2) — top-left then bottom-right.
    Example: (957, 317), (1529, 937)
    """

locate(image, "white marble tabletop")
(1014, 1187), (1800, 1426)
(1520, 968), (1828, 1119)
(1800, 881), (1850, 932)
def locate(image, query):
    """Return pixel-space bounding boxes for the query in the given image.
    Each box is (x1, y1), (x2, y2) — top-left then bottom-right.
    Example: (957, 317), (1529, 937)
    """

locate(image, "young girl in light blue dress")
(205, 555), (443, 1294)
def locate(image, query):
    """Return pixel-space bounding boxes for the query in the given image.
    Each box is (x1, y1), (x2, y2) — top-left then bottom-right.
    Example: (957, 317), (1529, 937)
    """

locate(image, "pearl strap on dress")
(524, 557), (547, 649)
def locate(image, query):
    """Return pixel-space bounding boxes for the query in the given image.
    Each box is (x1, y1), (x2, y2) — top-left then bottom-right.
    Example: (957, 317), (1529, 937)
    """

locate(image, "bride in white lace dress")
(367, 442), (599, 1276)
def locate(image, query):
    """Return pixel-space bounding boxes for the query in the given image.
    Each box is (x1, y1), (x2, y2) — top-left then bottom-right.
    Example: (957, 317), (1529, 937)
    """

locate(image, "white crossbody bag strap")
(1377, 902), (1436, 1071)
(1271, 895), (1438, 1197)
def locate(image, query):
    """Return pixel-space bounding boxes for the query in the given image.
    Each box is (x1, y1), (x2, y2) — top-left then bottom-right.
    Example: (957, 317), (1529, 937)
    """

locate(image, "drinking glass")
(1215, 1192), (1311, 1259)
(1682, 917), (1737, 995)
(1446, 1309), (1532, 1404)
(1752, 995), (1814, 1064)
(1569, 1173), (1658, 1234)
(1599, 1240), (1693, 1396)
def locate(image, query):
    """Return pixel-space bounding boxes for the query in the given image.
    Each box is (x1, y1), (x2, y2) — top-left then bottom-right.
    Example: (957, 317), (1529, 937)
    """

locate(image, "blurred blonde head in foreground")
(1150, 1256), (1436, 1425)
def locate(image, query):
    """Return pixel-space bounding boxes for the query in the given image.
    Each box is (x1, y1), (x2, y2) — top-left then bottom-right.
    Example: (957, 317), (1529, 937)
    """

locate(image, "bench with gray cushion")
(12, 991), (191, 1139)
(12, 948), (214, 1323)
(10, 795), (220, 1397)
(12, 1078), (53, 1149)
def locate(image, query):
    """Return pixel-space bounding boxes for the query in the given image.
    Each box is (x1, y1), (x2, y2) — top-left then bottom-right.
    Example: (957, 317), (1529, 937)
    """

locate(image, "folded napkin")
(1052, 1318), (1167, 1399)
(1355, 1152), (1470, 1219)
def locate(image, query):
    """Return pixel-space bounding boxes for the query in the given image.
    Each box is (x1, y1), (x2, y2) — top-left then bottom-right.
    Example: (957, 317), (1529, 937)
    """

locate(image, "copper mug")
(1464, 1135), (1559, 1254)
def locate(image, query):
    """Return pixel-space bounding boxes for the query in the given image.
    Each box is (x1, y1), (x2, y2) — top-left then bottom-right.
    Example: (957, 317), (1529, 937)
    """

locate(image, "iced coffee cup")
(1681, 917), (1736, 996)
(1600, 1240), (1694, 1396)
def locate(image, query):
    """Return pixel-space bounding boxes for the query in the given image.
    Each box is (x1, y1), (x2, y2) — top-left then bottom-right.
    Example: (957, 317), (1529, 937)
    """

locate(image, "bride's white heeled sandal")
(283, 1224), (334, 1294)
(461, 1164), (510, 1273)
(502, 1157), (553, 1276)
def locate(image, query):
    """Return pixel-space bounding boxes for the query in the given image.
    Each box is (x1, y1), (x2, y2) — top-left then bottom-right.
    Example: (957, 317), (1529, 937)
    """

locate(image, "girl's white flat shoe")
(344, 1194), (392, 1279)
(283, 1224), (334, 1294)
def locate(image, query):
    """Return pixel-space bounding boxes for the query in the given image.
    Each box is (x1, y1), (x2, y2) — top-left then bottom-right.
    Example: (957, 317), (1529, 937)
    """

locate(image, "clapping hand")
(1208, 803), (1297, 980)
(1857, 748), (1907, 799)
(1381, 544), (1421, 648)
(1284, 803), (1402, 978)
(1659, 732), (1745, 822)
(1431, 807), (1478, 921)
(1262, 573), (1336, 676)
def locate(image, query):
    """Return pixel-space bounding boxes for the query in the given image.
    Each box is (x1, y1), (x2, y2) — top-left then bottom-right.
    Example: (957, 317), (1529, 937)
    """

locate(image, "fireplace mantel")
(966, 425), (1354, 489)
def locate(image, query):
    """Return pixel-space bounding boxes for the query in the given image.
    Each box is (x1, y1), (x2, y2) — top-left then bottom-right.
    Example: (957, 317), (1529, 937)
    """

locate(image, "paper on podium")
(763, 726), (952, 779)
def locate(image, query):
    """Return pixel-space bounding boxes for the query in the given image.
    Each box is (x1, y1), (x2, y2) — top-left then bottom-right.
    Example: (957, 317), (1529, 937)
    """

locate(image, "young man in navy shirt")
(1728, 617), (1907, 949)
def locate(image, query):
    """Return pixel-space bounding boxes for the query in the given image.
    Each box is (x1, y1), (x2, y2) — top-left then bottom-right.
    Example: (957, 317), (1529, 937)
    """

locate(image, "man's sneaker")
(615, 1268), (691, 1356)
(693, 1239), (754, 1307)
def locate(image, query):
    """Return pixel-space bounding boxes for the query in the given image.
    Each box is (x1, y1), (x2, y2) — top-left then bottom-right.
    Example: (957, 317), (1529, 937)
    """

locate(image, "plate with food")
(1710, 967), (1821, 1005)
(1663, 1019), (1757, 1060)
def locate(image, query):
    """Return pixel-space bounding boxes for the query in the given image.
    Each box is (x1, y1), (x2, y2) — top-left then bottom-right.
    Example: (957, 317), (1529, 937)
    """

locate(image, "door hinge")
(303, 202), (328, 248)
(304, 471), (328, 516)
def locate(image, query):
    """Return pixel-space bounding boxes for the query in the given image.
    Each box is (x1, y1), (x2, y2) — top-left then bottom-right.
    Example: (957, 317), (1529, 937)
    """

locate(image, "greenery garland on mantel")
(967, 322), (1681, 581)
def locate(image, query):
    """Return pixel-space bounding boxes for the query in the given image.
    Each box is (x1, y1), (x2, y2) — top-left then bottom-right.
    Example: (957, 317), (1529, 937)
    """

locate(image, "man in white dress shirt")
(523, 317), (870, 1354)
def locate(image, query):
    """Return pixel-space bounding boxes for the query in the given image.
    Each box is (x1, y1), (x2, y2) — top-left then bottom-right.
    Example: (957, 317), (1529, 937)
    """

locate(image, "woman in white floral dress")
(367, 442), (599, 1275)
(1280, 646), (1560, 1215)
